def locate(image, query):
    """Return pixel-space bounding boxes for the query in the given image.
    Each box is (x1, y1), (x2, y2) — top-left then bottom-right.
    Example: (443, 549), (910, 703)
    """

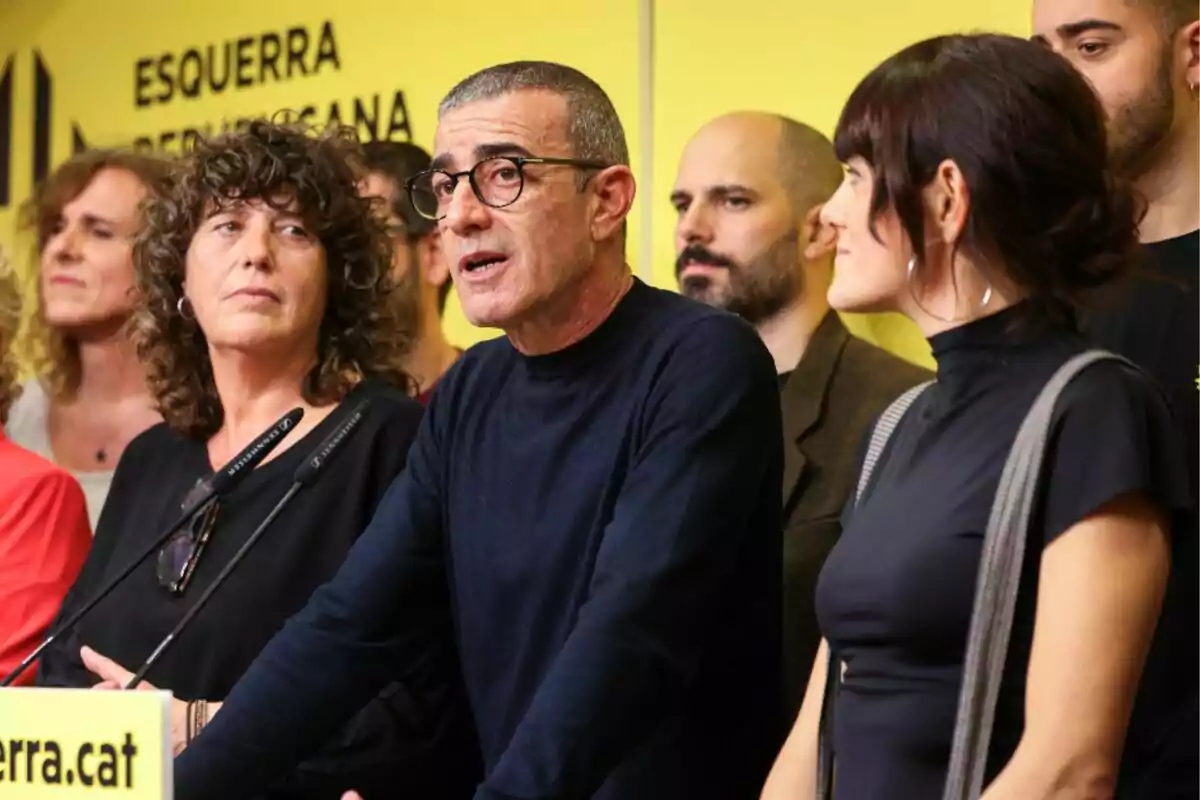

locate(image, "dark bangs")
(830, 33), (1138, 329)
(833, 36), (952, 258)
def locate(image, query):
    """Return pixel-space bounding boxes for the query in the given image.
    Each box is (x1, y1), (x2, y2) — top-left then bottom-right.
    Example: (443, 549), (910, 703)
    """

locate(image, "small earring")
(177, 295), (195, 321)
(980, 285), (992, 307)
(906, 254), (918, 280)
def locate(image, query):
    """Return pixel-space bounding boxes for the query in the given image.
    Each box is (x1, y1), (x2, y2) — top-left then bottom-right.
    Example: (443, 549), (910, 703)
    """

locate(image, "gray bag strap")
(942, 349), (1138, 799)
(855, 380), (936, 505)
(816, 378), (934, 800)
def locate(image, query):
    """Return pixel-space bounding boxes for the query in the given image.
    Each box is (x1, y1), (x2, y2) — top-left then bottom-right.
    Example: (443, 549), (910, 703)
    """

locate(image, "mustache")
(676, 244), (735, 275)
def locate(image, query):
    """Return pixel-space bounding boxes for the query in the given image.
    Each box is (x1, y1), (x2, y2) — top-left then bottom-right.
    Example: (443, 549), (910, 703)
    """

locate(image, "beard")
(1107, 48), (1176, 180)
(676, 227), (802, 326)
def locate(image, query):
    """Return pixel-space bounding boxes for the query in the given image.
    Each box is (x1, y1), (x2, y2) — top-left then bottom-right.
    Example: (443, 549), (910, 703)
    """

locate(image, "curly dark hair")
(130, 119), (416, 439)
(0, 248), (20, 425)
(18, 148), (171, 401)
(834, 33), (1141, 330)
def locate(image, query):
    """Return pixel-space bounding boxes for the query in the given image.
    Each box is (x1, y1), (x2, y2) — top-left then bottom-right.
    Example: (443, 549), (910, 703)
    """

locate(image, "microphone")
(204, 408), (306, 498)
(124, 398), (372, 690)
(0, 407), (305, 688)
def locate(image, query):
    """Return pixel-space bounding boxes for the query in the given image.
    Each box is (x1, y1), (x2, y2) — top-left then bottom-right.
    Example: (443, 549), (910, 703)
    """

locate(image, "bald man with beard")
(671, 112), (931, 716)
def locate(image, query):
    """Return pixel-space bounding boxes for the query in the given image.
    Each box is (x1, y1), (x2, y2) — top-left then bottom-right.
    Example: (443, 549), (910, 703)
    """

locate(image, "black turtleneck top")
(814, 304), (1192, 799)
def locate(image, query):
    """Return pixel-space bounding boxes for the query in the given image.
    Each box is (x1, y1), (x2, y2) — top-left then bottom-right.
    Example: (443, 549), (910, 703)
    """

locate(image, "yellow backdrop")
(0, 0), (1035, 365)
(0, 0), (642, 350)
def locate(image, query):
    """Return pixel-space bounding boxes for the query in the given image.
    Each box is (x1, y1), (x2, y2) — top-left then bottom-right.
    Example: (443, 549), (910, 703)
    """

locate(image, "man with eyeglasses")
(174, 61), (785, 800)
(359, 141), (463, 403)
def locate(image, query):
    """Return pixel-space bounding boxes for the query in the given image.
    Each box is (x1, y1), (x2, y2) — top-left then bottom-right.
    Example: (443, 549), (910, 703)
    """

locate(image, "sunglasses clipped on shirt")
(156, 479), (220, 597)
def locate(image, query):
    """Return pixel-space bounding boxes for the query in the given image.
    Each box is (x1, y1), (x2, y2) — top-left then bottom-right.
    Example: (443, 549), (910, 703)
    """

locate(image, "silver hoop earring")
(906, 253), (964, 325)
(177, 295), (195, 321)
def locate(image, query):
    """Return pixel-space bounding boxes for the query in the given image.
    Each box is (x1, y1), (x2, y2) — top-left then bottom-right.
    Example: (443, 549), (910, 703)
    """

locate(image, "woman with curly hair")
(0, 249), (92, 686)
(6, 149), (170, 530)
(37, 120), (480, 798)
(762, 34), (1191, 799)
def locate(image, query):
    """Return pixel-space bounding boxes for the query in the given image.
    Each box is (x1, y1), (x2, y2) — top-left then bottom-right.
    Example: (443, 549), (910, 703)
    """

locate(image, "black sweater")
(175, 279), (786, 799)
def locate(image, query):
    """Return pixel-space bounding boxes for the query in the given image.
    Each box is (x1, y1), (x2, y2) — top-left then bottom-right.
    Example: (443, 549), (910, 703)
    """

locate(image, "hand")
(342, 793), (363, 800)
(81, 645), (149, 691)
(81, 646), (189, 755)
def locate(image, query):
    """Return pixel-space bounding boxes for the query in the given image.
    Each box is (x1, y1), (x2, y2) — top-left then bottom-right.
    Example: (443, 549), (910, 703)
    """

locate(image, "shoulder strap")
(855, 380), (935, 506)
(941, 349), (1139, 799)
(816, 378), (933, 799)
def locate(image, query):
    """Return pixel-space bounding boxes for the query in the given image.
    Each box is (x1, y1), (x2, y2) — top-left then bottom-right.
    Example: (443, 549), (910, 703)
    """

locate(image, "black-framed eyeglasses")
(406, 156), (608, 221)
(156, 481), (219, 596)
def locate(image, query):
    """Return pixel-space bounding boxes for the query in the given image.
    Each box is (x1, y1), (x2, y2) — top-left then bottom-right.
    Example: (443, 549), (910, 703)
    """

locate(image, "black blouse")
(815, 304), (1193, 799)
(38, 380), (480, 798)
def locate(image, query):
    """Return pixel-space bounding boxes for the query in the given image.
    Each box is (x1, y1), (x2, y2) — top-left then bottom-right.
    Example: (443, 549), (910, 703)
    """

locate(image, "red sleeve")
(0, 470), (92, 686)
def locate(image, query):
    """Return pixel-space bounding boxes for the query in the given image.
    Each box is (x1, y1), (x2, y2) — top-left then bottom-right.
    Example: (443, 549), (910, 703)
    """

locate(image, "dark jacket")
(779, 312), (932, 714)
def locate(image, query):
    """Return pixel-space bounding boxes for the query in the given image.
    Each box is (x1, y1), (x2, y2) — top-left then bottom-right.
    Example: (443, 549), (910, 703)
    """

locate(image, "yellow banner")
(0, 688), (171, 798)
(0, 0), (641, 350)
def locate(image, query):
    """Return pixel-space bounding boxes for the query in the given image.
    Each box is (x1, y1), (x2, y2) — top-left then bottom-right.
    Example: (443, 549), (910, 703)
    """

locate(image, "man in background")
(1035, 3), (1198, 794)
(671, 112), (931, 715)
(360, 141), (462, 402)
(1033, 0), (1197, 494)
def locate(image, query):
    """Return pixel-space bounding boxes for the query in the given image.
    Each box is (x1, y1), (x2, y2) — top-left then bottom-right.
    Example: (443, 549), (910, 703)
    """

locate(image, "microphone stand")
(0, 407), (304, 688)
(3, 504), (215, 687)
(125, 483), (303, 690)
(124, 398), (372, 690)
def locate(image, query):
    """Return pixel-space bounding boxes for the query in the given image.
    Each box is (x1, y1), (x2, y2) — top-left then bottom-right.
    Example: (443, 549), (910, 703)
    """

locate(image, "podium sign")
(0, 688), (172, 798)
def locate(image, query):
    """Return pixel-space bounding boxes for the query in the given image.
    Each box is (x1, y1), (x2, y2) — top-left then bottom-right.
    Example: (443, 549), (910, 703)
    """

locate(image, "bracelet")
(184, 699), (210, 746)
(195, 699), (209, 738)
(185, 700), (195, 744)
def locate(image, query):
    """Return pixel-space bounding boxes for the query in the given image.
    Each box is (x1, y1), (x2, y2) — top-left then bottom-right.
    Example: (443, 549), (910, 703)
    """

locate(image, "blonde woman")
(7, 150), (170, 529)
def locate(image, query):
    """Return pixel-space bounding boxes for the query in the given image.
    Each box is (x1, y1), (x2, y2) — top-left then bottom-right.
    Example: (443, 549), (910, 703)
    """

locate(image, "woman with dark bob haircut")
(37, 119), (480, 798)
(762, 34), (1192, 799)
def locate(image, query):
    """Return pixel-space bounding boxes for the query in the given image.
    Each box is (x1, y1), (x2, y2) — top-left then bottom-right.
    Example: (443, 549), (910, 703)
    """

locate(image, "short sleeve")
(1041, 361), (1192, 545)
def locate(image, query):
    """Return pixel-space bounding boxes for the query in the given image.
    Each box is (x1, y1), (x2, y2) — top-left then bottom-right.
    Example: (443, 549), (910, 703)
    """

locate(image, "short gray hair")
(775, 116), (842, 216)
(439, 61), (630, 167)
